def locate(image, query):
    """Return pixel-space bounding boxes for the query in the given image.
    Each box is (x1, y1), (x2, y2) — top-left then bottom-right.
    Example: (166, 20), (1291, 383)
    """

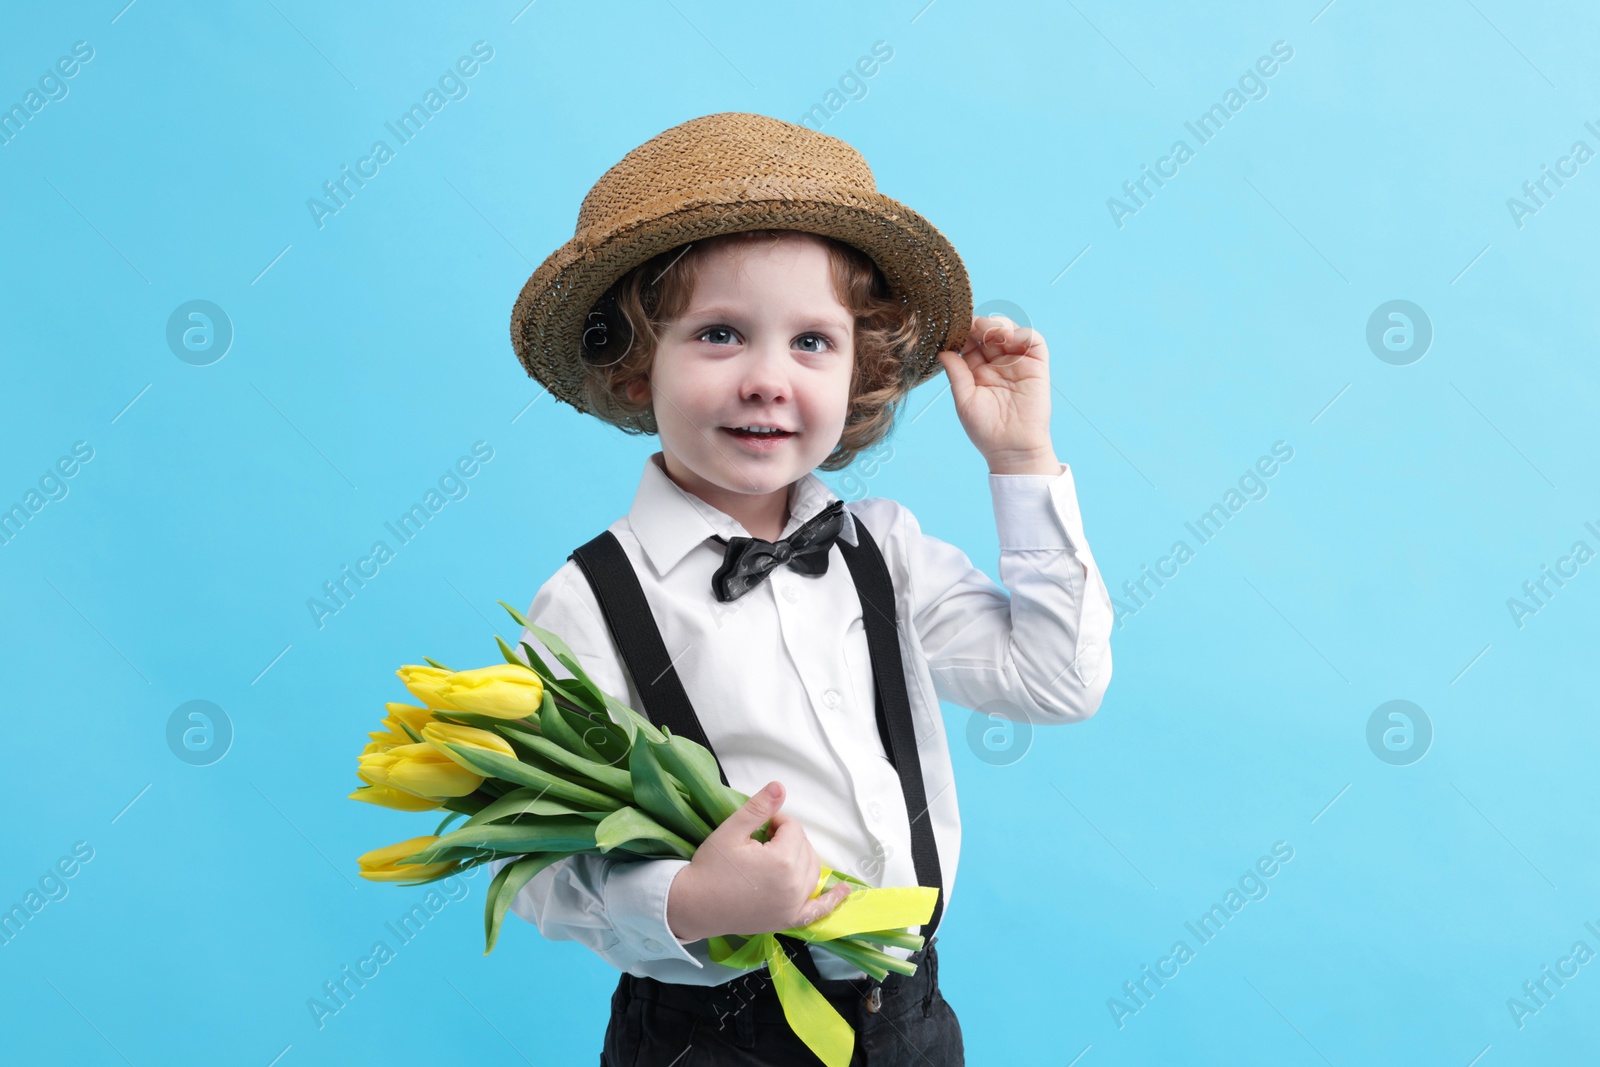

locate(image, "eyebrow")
(681, 306), (852, 333)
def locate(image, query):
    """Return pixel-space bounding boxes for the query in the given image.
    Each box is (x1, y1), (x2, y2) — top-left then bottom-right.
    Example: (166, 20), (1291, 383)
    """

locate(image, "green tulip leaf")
(650, 731), (741, 827)
(432, 709), (522, 731)
(441, 794), (490, 817)
(411, 818), (599, 863)
(577, 720), (629, 769)
(629, 736), (713, 844)
(538, 687), (606, 764)
(513, 617), (624, 723)
(496, 605), (574, 681)
(566, 702), (630, 761)
(462, 787), (607, 829)
(594, 806), (696, 861)
(396, 845), (493, 865)
(439, 743), (623, 811)
(497, 732), (625, 796)
(519, 644), (609, 722)
(613, 839), (696, 860)
(493, 635), (543, 677)
(432, 809), (469, 836)
(518, 652), (601, 716)
(484, 852), (570, 955)
(493, 720), (542, 744)
(514, 730), (635, 803)
(508, 631), (630, 759)
(493, 722), (625, 791)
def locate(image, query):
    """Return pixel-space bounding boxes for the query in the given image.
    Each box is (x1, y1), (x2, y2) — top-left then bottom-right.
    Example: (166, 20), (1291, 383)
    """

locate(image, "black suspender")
(567, 533), (729, 787)
(567, 512), (946, 972)
(835, 525), (946, 941)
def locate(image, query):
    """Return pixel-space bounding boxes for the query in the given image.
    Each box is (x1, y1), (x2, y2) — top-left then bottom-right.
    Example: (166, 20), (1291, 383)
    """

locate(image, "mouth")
(721, 425), (796, 450)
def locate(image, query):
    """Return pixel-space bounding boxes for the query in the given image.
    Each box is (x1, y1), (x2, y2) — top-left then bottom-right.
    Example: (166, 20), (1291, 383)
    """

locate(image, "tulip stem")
(552, 697), (621, 740)
(840, 928), (924, 952)
(814, 936), (919, 979)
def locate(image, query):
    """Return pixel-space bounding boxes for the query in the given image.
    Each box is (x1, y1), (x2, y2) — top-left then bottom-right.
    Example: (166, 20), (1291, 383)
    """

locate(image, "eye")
(697, 325), (739, 346)
(795, 333), (833, 353)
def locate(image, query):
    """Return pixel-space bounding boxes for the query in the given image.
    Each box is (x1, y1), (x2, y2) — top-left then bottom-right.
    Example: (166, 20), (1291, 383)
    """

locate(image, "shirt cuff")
(990, 462), (1088, 552)
(604, 858), (704, 968)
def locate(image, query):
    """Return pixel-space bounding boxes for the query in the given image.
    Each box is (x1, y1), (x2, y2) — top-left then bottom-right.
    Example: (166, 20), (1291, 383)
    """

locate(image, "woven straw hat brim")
(510, 177), (972, 417)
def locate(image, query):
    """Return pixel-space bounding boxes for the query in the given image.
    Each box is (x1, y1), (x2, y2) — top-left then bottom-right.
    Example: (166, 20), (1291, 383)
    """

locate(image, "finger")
(971, 317), (1040, 354)
(998, 325), (1045, 355)
(763, 808), (804, 854)
(989, 328), (1045, 369)
(798, 883), (853, 925)
(964, 324), (1016, 371)
(979, 326), (1047, 371)
(720, 781), (785, 840)
(938, 349), (973, 405)
(960, 316), (1004, 357)
(981, 325), (1035, 365)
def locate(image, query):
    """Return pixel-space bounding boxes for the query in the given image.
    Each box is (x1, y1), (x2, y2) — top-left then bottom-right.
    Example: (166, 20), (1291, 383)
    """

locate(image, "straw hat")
(509, 111), (972, 416)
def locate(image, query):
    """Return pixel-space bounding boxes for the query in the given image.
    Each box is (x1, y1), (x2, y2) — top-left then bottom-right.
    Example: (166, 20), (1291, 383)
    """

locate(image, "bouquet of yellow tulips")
(350, 601), (939, 1067)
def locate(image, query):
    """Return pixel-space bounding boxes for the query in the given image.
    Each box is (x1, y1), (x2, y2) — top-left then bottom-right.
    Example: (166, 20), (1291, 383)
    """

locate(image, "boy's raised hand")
(937, 314), (1062, 476)
(666, 780), (853, 943)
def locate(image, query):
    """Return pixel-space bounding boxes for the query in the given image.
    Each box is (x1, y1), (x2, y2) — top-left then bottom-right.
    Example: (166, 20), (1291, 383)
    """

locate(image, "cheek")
(652, 365), (708, 419)
(822, 362), (855, 424)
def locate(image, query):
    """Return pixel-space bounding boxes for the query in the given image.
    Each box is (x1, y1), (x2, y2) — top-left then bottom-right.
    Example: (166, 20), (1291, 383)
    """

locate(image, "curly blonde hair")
(574, 229), (922, 472)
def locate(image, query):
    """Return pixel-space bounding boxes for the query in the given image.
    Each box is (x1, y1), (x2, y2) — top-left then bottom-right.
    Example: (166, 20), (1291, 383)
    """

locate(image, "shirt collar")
(628, 451), (858, 578)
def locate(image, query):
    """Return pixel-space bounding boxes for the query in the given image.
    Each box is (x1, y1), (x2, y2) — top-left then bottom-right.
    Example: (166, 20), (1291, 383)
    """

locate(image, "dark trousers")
(600, 938), (963, 1066)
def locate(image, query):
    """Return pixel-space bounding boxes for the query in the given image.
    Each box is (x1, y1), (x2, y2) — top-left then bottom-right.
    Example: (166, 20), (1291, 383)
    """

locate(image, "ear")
(625, 377), (651, 405)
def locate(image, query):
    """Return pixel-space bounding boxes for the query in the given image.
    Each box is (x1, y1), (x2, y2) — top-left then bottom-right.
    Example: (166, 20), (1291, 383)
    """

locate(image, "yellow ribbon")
(706, 866), (939, 1067)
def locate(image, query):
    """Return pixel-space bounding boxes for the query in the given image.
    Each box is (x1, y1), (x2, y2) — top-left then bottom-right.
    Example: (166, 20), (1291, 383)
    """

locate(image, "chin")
(714, 464), (800, 495)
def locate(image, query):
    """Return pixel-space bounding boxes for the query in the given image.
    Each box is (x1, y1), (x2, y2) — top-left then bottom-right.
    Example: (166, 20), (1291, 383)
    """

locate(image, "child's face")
(628, 234), (855, 505)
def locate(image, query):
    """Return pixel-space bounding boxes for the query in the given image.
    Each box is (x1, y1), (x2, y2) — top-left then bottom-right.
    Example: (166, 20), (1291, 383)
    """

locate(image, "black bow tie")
(709, 499), (847, 603)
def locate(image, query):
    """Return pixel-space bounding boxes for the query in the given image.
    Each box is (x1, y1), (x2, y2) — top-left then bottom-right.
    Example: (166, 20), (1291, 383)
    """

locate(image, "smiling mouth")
(722, 426), (796, 441)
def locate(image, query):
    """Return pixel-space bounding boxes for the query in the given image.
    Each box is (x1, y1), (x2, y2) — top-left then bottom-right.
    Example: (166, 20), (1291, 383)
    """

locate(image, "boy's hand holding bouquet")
(667, 778), (855, 942)
(349, 603), (938, 1067)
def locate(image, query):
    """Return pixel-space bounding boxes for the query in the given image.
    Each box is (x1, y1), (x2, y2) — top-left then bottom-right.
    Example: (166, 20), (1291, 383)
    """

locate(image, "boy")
(496, 112), (1113, 1065)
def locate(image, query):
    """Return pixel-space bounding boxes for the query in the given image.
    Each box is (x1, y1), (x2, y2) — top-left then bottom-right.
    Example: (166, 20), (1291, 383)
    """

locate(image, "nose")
(737, 337), (791, 405)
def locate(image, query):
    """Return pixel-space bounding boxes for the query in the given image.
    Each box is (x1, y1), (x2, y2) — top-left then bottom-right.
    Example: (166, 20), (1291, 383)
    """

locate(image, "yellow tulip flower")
(360, 743), (483, 799)
(421, 722), (517, 774)
(348, 783), (442, 812)
(434, 663), (545, 719)
(357, 836), (457, 882)
(396, 665), (460, 710)
(355, 750), (395, 788)
(368, 703), (436, 751)
(384, 702), (434, 729)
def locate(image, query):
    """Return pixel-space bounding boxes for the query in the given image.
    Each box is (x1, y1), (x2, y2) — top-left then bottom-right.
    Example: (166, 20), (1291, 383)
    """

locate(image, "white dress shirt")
(488, 450), (1113, 983)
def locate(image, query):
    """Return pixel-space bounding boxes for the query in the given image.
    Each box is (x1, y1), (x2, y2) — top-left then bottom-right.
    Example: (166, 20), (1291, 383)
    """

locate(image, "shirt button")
(822, 688), (841, 708)
(868, 801), (884, 822)
(644, 938), (663, 952)
(782, 584), (799, 604)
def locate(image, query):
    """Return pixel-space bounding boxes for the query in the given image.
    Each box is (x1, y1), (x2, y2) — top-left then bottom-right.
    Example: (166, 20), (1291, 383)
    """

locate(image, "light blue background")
(2, 1), (1597, 1064)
